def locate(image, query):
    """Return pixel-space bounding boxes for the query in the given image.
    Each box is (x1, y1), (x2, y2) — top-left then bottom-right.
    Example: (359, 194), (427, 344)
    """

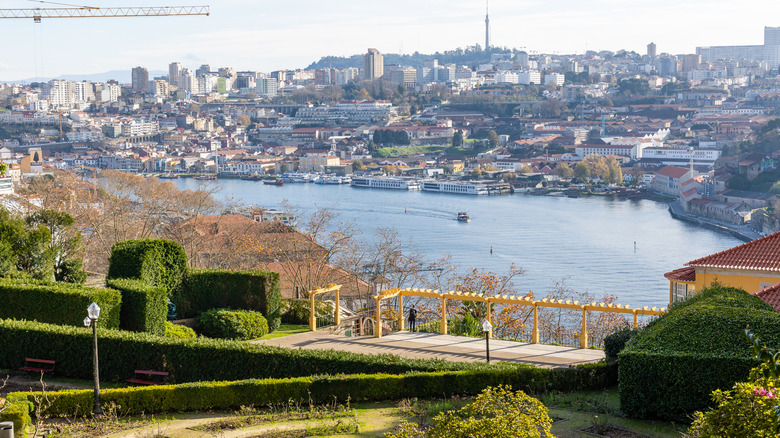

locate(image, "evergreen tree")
(453, 130), (464, 147)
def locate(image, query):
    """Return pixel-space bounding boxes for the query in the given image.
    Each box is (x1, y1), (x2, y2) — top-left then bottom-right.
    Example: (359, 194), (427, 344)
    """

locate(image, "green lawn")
(258, 323), (309, 340)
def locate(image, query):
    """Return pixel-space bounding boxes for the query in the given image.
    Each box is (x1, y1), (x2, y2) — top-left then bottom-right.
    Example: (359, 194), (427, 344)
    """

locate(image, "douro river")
(175, 178), (742, 308)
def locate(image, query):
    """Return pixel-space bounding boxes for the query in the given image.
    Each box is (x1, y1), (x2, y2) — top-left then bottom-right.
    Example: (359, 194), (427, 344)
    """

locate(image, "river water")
(174, 178), (742, 308)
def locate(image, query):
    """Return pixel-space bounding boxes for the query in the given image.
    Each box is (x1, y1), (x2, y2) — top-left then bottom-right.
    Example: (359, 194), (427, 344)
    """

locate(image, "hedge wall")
(107, 279), (167, 336)
(618, 285), (780, 422)
(107, 239), (188, 296)
(0, 279), (121, 329)
(0, 318), (501, 384)
(14, 362), (616, 417)
(178, 269), (281, 331)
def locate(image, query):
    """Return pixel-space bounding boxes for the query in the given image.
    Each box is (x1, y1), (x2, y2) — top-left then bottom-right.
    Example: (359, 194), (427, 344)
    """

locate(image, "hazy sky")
(1, 0), (779, 81)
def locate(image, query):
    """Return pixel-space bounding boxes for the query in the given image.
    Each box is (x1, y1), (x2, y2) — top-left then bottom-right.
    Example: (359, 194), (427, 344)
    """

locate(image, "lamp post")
(482, 319), (492, 363)
(84, 302), (102, 415)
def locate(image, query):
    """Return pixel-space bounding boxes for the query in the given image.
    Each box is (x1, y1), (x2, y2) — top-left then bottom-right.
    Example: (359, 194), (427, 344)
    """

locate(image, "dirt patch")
(581, 424), (651, 438)
(1, 373), (89, 398)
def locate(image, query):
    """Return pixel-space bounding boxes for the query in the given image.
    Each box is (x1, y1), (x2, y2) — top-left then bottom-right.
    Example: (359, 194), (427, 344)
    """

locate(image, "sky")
(1, 0), (780, 82)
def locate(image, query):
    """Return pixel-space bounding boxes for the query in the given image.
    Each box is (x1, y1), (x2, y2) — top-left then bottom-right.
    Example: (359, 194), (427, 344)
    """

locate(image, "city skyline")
(1, 0), (779, 81)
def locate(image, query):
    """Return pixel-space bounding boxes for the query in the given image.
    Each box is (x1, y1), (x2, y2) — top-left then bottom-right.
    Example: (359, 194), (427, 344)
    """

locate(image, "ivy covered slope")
(619, 284), (780, 422)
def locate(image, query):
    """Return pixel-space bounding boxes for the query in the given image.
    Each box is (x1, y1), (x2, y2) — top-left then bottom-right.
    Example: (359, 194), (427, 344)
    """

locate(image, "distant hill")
(3, 70), (167, 85)
(306, 47), (519, 70)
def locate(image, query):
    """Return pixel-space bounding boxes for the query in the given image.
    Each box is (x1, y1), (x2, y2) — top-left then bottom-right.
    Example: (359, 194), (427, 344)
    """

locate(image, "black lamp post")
(83, 302), (102, 415)
(482, 319), (492, 363)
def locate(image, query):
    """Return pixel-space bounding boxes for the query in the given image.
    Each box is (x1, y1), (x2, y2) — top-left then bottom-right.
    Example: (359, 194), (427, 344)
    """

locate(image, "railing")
(372, 288), (666, 349)
(306, 284), (666, 350)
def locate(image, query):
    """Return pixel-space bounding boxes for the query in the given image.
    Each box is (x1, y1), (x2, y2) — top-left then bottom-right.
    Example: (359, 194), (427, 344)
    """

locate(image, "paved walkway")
(253, 331), (604, 368)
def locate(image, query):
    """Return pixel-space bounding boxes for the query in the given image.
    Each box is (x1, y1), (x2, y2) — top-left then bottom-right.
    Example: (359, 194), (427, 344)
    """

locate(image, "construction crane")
(0, 4), (209, 22)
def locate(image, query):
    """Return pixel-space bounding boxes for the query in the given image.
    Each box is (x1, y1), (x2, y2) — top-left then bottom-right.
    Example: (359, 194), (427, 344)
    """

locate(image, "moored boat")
(263, 178), (284, 186)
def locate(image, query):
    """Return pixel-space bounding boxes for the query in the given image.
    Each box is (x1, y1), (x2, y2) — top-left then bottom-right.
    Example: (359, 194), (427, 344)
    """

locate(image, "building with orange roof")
(665, 231), (780, 304)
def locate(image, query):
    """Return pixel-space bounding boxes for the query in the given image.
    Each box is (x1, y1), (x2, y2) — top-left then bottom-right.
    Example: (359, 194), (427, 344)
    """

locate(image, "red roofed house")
(664, 231), (780, 305)
(651, 165), (695, 197)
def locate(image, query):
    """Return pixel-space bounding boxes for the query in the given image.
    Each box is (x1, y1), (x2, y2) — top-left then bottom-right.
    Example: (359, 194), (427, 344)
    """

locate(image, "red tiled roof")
(687, 231), (780, 271)
(753, 282), (780, 312)
(664, 266), (696, 282)
(656, 165), (689, 179)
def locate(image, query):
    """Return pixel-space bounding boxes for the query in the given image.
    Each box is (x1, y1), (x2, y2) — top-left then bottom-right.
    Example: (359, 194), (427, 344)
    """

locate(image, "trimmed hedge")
(0, 398), (32, 437)
(107, 239), (188, 297)
(618, 284), (780, 422)
(179, 269), (281, 331)
(604, 328), (637, 362)
(0, 318), (509, 384)
(15, 362), (617, 417)
(0, 279), (121, 329)
(198, 309), (269, 340)
(107, 278), (167, 335)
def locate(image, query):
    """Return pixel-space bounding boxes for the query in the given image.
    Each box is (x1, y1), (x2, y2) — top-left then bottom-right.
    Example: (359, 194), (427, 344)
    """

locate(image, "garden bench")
(19, 358), (55, 374)
(126, 369), (169, 385)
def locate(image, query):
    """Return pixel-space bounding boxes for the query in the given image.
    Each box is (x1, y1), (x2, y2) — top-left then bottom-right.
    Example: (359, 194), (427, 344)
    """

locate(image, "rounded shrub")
(197, 308), (269, 340)
(604, 327), (637, 361)
(164, 321), (196, 339)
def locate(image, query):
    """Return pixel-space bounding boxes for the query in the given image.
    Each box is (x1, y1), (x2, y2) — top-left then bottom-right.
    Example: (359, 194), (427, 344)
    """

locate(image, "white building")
(495, 71), (519, 84)
(544, 73), (565, 87)
(517, 70), (541, 85)
(641, 147), (721, 167)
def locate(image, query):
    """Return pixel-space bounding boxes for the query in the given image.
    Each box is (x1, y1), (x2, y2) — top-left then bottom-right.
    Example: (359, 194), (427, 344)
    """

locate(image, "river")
(173, 178), (743, 308)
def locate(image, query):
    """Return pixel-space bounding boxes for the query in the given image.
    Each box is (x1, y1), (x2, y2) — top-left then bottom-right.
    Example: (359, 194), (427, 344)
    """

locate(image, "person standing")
(408, 305), (417, 332)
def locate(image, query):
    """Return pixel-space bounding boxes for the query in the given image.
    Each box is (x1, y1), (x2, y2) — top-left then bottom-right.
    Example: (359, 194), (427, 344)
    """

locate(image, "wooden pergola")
(371, 288), (666, 348)
(307, 283), (341, 331)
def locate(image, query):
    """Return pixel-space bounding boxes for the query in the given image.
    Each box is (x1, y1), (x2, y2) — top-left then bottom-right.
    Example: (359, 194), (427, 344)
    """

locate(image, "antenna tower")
(485, 0), (490, 51)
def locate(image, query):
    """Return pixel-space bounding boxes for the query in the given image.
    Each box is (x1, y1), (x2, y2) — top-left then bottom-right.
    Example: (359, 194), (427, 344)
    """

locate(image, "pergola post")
(375, 297), (382, 338)
(532, 304), (539, 344)
(485, 301), (492, 339)
(334, 287), (340, 326)
(398, 293), (404, 331)
(309, 291), (316, 331)
(633, 311), (638, 329)
(580, 308), (588, 349)
(440, 297), (447, 335)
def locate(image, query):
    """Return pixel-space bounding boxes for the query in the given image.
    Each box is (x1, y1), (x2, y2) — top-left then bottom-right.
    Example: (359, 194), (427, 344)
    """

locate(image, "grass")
(258, 323), (309, 340)
(372, 145), (447, 158)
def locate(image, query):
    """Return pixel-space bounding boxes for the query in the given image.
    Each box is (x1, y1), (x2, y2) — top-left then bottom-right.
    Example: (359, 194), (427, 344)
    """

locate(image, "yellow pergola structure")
(371, 288), (666, 349)
(307, 283), (341, 331)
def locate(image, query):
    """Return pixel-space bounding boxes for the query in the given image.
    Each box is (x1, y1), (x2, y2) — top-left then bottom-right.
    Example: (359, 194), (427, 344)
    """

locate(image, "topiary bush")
(178, 270), (281, 331)
(619, 283), (780, 422)
(604, 327), (637, 362)
(107, 278), (167, 335)
(164, 321), (197, 339)
(197, 309), (269, 340)
(0, 279), (121, 329)
(107, 239), (188, 297)
(281, 298), (333, 325)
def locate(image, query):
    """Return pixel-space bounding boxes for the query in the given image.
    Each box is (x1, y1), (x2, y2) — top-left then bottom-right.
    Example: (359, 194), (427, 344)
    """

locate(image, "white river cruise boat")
(351, 177), (420, 190)
(420, 180), (488, 195)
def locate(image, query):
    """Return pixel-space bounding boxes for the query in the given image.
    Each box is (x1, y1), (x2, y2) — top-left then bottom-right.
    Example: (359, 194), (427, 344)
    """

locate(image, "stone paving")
(253, 330), (604, 368)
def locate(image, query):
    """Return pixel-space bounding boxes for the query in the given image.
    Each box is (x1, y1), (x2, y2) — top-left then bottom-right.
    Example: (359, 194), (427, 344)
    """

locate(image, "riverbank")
(668, 200), (763, 242)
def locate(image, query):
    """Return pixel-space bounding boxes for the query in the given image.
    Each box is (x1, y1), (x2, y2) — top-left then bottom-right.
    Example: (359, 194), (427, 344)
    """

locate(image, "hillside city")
(4, 21), (780, 438)
(2, 28), (780, 239)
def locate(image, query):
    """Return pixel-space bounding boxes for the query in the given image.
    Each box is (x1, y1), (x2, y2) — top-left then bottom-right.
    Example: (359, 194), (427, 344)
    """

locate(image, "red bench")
(126, 369), (169, 385)
(19, 358), (55, 374)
